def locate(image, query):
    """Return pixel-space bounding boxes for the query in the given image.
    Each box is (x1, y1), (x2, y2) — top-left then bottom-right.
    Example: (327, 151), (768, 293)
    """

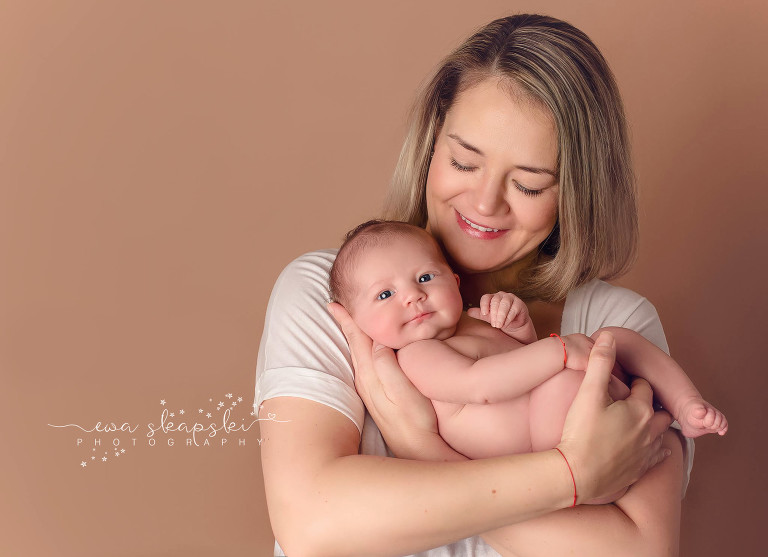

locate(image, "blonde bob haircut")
(384, 14), (638, 302)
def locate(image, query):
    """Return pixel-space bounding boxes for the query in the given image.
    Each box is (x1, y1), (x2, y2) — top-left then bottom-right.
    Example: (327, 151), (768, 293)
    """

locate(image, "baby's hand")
(561, 333), (595, 371)
(468, 291), (531, 332)
(678, 397), (728, 438)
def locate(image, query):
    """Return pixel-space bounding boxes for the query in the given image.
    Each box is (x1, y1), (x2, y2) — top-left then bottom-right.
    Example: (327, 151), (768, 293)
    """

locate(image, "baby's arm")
(467, 291), (538, 344)
(600, 326), (727, 438)
(397, 334), (593, 405)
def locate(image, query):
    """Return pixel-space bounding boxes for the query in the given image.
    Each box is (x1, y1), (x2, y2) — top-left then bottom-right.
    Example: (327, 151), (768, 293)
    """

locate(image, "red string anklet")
(550, 333), (567, 367)
(555, 447), (577, 507)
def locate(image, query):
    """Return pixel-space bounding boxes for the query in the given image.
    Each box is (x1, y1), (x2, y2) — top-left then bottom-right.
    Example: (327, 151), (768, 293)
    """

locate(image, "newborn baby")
(329, 220), (727, 462)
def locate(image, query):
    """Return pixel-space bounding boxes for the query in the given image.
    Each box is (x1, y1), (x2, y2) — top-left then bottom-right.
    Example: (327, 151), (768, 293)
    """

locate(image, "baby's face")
(346, 235), (463, 349)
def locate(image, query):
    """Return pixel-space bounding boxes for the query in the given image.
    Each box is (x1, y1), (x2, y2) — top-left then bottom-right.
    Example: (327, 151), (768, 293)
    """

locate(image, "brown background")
(1, 1), (765, 556)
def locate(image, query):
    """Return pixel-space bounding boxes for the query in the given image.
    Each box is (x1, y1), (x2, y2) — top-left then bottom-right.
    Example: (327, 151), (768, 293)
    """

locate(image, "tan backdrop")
(2, 1), (765, 556)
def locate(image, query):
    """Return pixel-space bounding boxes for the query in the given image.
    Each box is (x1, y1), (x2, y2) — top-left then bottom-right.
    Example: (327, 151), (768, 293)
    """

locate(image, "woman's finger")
(626, 377), (655, 408)
(327, 302), (372, 368)
(327, 302), (378, 403)
(573, 331), (616, 407)
(648, 408), (673, 438)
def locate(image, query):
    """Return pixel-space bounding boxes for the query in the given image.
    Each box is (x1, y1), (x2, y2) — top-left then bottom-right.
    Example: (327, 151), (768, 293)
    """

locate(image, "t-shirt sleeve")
(254, 250), (365, 433)
(562, 279), (669, 353)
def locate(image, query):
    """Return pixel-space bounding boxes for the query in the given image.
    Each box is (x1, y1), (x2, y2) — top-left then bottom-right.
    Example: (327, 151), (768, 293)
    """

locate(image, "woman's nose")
(472, 173), (507, 217)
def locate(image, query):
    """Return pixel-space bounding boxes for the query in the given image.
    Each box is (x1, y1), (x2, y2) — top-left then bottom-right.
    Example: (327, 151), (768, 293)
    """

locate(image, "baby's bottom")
(529, 367), (631, 504)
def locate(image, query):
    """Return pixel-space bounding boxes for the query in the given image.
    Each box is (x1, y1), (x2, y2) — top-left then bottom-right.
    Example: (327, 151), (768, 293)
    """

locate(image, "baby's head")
(330, 220), (463, 349)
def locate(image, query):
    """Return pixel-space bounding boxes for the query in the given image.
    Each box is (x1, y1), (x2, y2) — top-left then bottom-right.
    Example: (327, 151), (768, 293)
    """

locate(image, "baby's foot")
(678, 398), (728, 438)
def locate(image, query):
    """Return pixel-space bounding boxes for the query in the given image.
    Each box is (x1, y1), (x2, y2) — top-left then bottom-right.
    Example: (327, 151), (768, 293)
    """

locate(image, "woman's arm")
(258, 256), (573, 555)
(258, 258), (670, 556)
(476, 283), (690, 556)
(480, 430), (684, 557)
(260, 396), (577, 557)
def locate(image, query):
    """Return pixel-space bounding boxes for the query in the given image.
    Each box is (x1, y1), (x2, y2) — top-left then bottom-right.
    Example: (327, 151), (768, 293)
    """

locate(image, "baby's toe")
(690, 404), (707, 420)
(703, 408), (717, 428)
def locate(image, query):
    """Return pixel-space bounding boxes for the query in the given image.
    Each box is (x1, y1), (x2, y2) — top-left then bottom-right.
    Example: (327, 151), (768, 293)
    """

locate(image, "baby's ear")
(454, 273), (460, 287)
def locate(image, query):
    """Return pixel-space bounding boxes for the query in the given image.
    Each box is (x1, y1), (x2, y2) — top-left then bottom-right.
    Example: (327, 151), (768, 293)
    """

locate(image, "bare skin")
(260, 72), (683, 555)
(316, 304), (674, 556)
(340, 235), (726, 455)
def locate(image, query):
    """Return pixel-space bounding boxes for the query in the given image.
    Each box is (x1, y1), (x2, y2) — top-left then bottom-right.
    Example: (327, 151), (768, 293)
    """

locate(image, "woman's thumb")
(577, 331), (616, 405)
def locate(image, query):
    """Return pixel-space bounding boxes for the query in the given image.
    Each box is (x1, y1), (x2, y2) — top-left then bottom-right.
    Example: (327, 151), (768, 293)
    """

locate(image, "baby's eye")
(377, 290), (393, 300)
(418, 273), (435, 283)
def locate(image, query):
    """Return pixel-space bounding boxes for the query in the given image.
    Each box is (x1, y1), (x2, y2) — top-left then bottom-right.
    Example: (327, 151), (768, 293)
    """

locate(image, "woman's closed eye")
(451, 156), (544, 198)
(450, 158), (476, 172)
(514, 180), (544, 197)
(418, 273), (435, 283)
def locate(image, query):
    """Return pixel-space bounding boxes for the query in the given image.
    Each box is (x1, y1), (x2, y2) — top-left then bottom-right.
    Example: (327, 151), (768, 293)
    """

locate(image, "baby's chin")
(381, 327), (458, 351)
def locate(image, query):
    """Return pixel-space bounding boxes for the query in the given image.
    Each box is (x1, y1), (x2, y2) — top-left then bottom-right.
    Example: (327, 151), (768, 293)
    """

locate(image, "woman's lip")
(454, 210), (507, 239)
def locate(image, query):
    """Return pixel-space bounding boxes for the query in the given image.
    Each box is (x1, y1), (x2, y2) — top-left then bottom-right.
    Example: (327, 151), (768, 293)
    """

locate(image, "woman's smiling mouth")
(455, 210), (507, 239)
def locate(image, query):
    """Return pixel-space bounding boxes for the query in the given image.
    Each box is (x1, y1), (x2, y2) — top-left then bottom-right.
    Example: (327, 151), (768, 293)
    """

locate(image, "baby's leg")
(529, 367), (630, 450)
(596, 326), (728, 438)
(528, 367), (583, 453)
(529, 367), (630, 504)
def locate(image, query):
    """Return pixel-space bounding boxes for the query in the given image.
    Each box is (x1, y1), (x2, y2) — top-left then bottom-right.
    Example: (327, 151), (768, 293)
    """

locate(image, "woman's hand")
(556, 331), (673, 503)
(327, 303), (464, 461)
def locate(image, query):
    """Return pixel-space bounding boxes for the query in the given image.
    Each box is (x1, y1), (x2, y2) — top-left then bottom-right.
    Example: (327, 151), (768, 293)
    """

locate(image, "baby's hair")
(329, 220), (441, 308)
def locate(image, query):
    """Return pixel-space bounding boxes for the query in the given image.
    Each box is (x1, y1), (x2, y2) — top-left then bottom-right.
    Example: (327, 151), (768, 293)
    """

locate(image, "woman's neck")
(456, 252), (537, 308)
(457, 251), (564, 339)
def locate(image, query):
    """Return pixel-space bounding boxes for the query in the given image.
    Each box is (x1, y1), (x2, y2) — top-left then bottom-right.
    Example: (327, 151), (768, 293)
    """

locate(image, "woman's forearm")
(480, 431), (684, 557)
(260, 397), (575, 557)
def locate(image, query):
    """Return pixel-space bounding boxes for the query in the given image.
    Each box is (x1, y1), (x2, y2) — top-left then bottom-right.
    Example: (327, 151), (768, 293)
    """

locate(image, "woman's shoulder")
(269, 249), (338, 299)
(566, 279), (651, 314)
(276, 249), (338, 282)
(563, 279), (668, 352)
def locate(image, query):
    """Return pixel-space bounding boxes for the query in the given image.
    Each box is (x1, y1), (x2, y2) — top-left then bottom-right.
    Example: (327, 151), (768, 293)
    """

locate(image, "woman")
(257, 14), (689, 556)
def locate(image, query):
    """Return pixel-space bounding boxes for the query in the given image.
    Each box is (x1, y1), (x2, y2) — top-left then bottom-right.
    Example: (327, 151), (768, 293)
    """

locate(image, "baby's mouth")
(408, 312), (432, 323)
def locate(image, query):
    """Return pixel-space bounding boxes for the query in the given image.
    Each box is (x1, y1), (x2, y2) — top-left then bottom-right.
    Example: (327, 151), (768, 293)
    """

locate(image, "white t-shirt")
(255, 250), (694, 557)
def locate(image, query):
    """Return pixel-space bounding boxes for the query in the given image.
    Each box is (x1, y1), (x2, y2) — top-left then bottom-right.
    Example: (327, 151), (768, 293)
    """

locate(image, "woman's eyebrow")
(518, 165), (558, 177)
(448, 133), (484, 155)
(447, 133), (557, 177)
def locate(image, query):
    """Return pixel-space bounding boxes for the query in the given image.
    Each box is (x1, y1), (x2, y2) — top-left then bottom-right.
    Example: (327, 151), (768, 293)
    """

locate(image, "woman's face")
(425, 77), (560, 275)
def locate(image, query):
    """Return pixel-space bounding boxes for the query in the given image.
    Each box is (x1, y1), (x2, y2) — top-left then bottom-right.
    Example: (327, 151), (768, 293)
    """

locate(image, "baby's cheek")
(367, 320), (401, 350)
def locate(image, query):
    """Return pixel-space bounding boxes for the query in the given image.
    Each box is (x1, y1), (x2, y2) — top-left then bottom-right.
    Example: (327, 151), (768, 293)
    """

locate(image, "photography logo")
(48, 393), (288, 468)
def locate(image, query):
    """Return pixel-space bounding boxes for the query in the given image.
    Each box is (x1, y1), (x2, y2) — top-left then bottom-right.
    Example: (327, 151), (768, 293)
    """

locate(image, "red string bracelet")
(555, 447), (577, 507)
(550, 333), (567, 367)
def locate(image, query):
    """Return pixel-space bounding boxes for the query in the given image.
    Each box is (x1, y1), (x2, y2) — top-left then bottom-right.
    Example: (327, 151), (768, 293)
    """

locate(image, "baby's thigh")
(528, 368), (584, 452)
(528, 368), (631, 452)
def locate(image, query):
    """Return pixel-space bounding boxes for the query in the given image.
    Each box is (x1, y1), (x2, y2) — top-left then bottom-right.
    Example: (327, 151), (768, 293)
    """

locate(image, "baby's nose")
(403, 286), (427, 305)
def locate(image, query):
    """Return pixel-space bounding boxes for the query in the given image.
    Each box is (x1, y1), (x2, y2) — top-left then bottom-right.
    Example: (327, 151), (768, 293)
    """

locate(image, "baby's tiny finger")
(491, 296), (503, 325)
(481, 294), (491, 316)
(502, 308), (518, 329)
